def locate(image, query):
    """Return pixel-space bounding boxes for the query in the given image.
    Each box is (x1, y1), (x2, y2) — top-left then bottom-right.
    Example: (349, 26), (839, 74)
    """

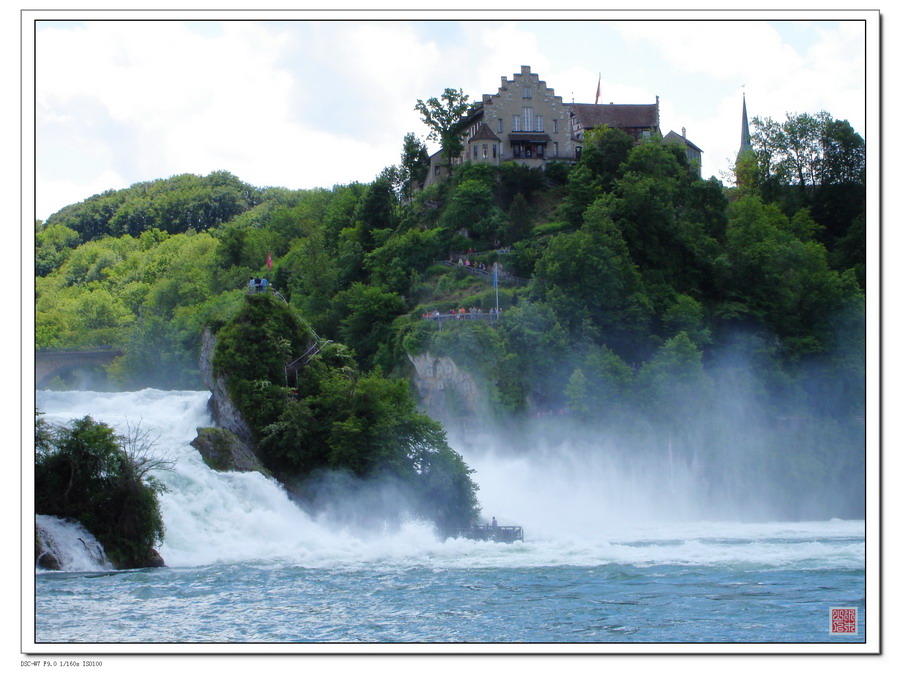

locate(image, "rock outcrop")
(408, 352), (486, 421)
(190, 427), (271, 475)
(196, 326), (270, 477)
(199, 326), (255, 445)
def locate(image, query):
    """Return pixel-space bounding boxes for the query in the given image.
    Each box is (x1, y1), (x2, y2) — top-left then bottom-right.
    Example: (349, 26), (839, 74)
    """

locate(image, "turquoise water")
(32, 390), (867, 646)
(35, 540), (864, 644)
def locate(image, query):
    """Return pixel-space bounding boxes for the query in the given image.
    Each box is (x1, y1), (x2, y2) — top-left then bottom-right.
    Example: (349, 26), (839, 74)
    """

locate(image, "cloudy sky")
(29, 10), (874, 221)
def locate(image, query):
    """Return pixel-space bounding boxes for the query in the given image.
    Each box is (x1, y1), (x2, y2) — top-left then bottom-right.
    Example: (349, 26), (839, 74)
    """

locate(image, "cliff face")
(199, 327), (255, 445)
(407, 352), (486, 422)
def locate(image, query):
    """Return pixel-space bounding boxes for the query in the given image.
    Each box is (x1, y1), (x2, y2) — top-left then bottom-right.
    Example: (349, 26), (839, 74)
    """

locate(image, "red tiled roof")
(569, 103), (659, 130)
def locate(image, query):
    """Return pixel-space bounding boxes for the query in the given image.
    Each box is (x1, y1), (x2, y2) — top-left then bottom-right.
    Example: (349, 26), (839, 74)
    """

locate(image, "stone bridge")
(35, 349), (123, 388)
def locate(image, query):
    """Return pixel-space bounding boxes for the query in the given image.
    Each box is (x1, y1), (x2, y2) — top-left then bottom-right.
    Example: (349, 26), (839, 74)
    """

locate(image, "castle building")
(663, 128), (703, 176)
(426, 66), (701, 186)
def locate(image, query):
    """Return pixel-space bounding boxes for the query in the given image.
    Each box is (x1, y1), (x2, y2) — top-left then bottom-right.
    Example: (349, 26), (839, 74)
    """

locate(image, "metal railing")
(443, 525), (524, 543)
(422, 311), (502, 329)
(441, 259), (528, 286)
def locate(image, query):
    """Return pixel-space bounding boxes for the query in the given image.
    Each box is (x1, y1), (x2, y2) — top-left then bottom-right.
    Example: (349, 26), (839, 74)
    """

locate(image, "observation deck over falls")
(442, 525), (524, 543)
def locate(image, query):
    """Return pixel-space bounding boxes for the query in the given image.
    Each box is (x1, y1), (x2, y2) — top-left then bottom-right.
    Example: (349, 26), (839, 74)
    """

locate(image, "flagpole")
(493, 262), (499, 316)
(595, 72), (601, 105)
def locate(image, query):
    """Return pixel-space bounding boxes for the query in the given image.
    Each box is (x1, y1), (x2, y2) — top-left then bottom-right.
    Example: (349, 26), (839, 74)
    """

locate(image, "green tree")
(35, 415), (167, 568)
(504, 193), (533, 244)
(36, 224), (81, 276)
(750, 111), (865, 195)
(565, 344), (634, 421)
(533, 198), (651, 355)
(714, 193), (861, 356)
(213, 295), (480, 528)
(662, 294), (710, 346)
(329, 283), (408, 371)
(415, 88), (471, 173)
(400, 132), (432, 199)
(357, 177), (397, 250)
(636, 332), (713, 425)
(439, 177), (503, 244)
(556, 163), (600, 227)
(495, 301), (570, 409)
(580, 125), (635, 189)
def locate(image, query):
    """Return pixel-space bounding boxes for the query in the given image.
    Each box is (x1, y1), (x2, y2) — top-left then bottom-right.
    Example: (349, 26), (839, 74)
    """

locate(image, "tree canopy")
(35, 103), (866, 520)
(414, 88), (472, 171)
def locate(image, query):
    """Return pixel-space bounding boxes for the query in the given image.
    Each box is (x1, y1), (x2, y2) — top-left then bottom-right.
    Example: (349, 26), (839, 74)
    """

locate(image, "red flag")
(266, 251), (272, 270)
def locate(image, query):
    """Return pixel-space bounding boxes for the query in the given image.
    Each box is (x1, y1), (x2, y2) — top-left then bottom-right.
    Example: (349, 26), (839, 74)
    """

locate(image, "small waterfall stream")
(35, 514), (113, 572)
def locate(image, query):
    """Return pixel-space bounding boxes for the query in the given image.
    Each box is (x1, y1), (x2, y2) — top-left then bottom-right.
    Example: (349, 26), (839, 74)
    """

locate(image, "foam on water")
(35, 515), (114, 572)
(35, 390), (865, 573)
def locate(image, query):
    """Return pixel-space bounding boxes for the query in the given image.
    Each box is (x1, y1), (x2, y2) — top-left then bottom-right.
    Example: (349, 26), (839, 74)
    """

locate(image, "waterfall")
(35, 515), (113, 572)
(35, 389), (441, 569)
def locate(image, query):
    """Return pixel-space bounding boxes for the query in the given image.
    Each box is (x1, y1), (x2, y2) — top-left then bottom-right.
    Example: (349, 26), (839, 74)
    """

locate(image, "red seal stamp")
(830, 607), (858, 635)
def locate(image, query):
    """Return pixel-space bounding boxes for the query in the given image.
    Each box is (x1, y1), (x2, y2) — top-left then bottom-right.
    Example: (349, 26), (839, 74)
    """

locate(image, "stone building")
(425, 65), (667, 186)
(663, 128), (703, 176)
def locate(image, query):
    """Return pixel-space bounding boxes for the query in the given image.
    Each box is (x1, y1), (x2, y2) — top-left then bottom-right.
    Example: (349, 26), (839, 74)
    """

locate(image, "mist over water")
(34, 389), (863, 575)
(33, 389), (866, 645)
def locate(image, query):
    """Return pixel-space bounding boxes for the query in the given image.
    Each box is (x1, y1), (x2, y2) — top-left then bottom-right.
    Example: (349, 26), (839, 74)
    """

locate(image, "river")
(30, 389), (868, 651)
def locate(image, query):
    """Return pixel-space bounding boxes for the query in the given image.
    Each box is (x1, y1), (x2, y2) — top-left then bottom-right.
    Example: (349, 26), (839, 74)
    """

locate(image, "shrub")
(34, 415), (168, 569)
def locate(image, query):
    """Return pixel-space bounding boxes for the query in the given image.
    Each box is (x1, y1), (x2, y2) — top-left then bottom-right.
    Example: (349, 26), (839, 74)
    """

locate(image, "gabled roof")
(664, 130), (703, 153)
(569, 103), (659, 130)
(469, 123), (501, 142)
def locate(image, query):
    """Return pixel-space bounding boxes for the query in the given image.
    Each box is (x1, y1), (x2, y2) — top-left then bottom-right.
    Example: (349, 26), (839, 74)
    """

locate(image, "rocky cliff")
(407, 352), (487, 422)
(199, 326), (255, 445)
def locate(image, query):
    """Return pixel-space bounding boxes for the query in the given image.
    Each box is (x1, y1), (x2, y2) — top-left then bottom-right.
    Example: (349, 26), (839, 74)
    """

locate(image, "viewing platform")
(422, 310), (502, 329)
(442, 525), (524, 543)
(441, 259), (528, 287)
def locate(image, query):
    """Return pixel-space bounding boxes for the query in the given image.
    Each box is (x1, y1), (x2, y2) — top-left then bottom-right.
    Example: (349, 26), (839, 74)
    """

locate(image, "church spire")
(739, 92), (752, 158)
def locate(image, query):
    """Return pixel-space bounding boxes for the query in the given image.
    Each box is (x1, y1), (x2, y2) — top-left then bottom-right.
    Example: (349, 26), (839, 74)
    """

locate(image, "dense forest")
(35, 109), (866, 521)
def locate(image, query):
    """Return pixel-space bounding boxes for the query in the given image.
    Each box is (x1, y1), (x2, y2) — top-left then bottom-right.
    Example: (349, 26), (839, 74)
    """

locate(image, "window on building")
(523, 107), (533, 132)
(492, 144), (497, 159)
(523, 86), (532, 98)
(535, 115), (544, 132)
(483, 144), (488, 159)
(552, 119), (558, 134)
(498, 118), (503, 133)
(575, 146), (582, 160)
(553, 142), (559, 157)
(512, 115), (520, 131)
(536, 144), (544, 157)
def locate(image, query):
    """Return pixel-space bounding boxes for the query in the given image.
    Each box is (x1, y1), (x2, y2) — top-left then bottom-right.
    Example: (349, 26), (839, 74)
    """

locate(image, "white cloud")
(36, 170), (129, 223)
(33, 17), (869, 218)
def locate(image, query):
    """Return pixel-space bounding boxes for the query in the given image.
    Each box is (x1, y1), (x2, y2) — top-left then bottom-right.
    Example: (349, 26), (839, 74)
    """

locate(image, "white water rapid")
(34, 389), (864, 574)
(35, 515), (113, 572)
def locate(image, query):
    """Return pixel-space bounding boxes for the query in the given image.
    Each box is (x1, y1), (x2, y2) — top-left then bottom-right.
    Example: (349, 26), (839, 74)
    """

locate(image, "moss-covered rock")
(190, 427), (271, 476)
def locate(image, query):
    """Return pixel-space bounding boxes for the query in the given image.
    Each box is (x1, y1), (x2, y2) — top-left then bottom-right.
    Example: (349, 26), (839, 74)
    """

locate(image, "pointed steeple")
(739, 93), (752, 158)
